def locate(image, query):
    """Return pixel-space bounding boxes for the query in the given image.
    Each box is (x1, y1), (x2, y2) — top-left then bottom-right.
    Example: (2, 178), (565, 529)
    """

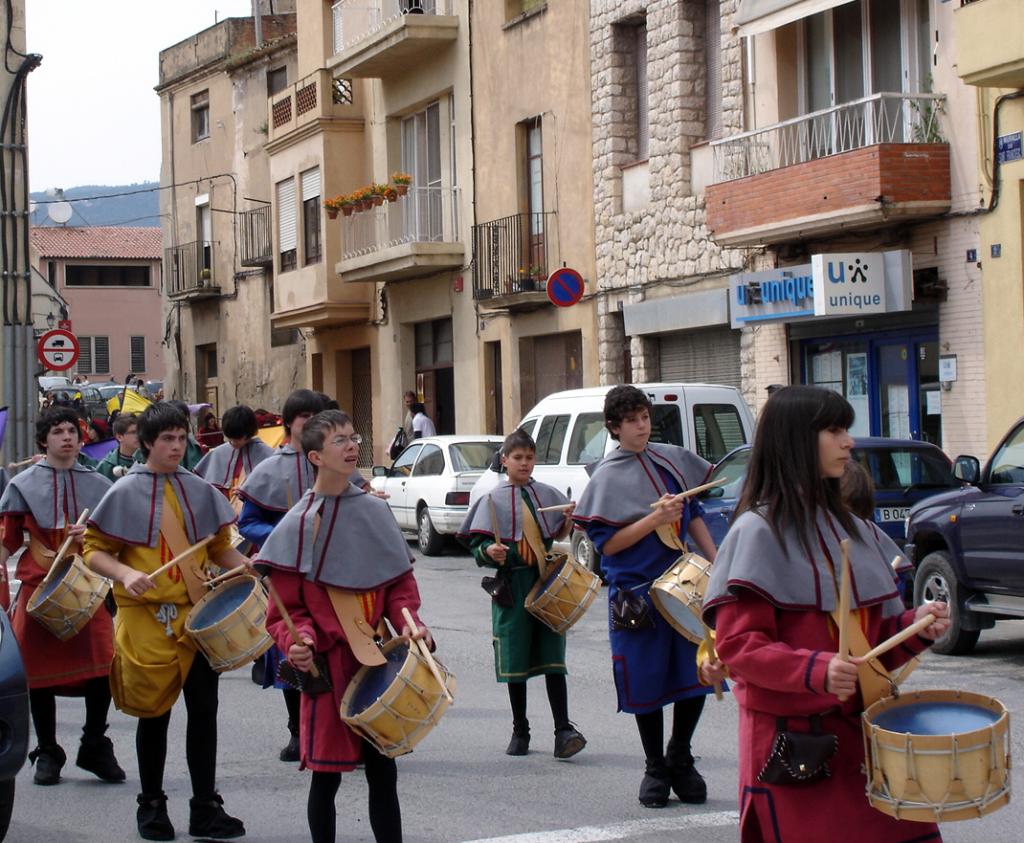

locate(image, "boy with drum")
(257, 409), (432, 843)
(573, 385), (720, 808)
(84, 402), (252, 841)
(0, 408), (123, 786)
(458, 429), (586, 759)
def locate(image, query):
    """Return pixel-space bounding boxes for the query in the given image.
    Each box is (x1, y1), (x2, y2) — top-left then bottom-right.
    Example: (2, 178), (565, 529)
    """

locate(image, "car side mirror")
(953, 455), (980, 485)
(703, 486), (725, 499)
(372, 465), (388, 477)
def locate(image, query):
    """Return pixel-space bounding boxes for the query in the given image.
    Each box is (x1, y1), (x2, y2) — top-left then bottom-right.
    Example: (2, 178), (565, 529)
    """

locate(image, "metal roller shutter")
(300, 167), (321, 200)
(659, 328), (741, 387)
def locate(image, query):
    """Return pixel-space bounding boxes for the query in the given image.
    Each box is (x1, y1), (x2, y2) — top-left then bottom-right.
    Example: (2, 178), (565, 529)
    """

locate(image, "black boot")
(553, 726), (587, 760)
(505, 727), (530, 756)
(28, 744), (66, 786)
(136, 792), (174, 841)
(279, 730), (299, 763)
(638, 757), (671, 808)
(188, 793), (245, 840)
(666, 740), (707, 804)
(77, 731), (127, 782)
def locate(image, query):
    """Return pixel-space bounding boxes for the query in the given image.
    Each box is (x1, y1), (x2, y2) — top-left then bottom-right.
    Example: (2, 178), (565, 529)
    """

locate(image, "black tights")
(507, 674), (570, 734)
(136, 655), (219, 798)
(284, 687), (301, 734)
(29, 675), (112, 747)
(634, 696), (706, 762)
(307, 741), (402, 843)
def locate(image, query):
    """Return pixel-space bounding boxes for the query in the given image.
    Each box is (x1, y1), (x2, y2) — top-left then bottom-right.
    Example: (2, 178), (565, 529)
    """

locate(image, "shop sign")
(729, 264), (815, 328)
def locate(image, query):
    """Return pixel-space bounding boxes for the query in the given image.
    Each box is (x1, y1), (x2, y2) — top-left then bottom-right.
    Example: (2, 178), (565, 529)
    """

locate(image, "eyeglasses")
(331, 434), (363, 447)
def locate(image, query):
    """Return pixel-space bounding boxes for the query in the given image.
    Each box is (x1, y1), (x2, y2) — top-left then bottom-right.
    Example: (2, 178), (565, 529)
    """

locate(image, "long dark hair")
(736, 385), (857, 548)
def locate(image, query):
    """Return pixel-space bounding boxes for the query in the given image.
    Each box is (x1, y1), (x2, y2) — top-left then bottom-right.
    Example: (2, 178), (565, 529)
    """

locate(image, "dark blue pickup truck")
(905, 417), (1024, 654)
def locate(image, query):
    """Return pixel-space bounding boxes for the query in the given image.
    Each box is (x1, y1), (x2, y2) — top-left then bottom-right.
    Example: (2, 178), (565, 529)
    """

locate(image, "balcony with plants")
(328, 0), (459, 80)
(471, 211), (558, 310)
(165, 240), (219, 301)
(706, 91), (951, 247)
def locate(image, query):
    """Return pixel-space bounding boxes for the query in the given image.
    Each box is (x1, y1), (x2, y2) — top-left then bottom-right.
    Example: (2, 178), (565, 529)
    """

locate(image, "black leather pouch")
(610, 589), (656, 631)
(276, 655), (333, 697)
(481, 571), (514, 608)
(757, 715), (838, 785)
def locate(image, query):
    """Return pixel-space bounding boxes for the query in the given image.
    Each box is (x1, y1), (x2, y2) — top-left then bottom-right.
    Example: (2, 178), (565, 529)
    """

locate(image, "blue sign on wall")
(997, 132), (1022, 165)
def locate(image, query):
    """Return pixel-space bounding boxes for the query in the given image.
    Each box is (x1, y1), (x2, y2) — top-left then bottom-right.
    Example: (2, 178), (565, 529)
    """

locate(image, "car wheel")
(417, 506), (445, 556)
(913, 551), (980, 655)
(0, 777), (14, 841)
(571, 531), (604, 581)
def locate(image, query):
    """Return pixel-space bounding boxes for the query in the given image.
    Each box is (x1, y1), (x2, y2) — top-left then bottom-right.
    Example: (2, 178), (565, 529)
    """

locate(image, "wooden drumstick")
(536, 503), (574, 513)
(487, 497), (507, 553)
(149, 535), (216, 580)
(891, 555), (904, 572)
(401, 606), (453, 704)
(858, 614), (937, 663)
(41, 509), (90, 586)
(6, 456), (37, 470)
(648, 477), (728, 508)
(835, 539), (853, 702)
(702, 628), (724, 701)
(264, 576), (320, 679)
(205, 564), (248, 588)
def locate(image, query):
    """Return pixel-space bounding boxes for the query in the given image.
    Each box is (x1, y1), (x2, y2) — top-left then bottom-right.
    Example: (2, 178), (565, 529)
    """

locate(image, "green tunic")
(96, 448), (137, 481)
(471, 489), (567, 682)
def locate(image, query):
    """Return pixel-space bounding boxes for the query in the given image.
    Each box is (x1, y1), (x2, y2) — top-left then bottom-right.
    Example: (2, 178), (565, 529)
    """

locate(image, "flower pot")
(358, 200), (372, 212)
(385, 189), (398, 202)
(327, 208), (339, 220)
(341, 205), (355, 217)
(372, 195), (384, 206)
(516, 277), (537, 293)
(395, 184), (409, 196)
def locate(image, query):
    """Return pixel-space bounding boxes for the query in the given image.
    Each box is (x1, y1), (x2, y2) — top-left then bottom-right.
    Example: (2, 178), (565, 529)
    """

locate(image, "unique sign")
(812, 252), (888, 317)
(37, 329), (80, 371)
(997, 131), (1022, 165)
(546, 268), (585, 308)
(729, 264), (815, 328)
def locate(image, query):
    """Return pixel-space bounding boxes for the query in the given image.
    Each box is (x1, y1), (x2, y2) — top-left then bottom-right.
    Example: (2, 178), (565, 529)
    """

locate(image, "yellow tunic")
(83, 483), (235, 718)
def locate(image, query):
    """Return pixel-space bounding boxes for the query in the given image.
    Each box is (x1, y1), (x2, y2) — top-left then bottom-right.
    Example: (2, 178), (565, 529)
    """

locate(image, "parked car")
(700, 438), (959, 547)
(371, 435), (503, 555)
(37, 375), (71, 392)
(478, 384), (756, 573)
(45, 386), (108, 424)
(0, 606), (30, 840)
(905, 417), (1024, 654)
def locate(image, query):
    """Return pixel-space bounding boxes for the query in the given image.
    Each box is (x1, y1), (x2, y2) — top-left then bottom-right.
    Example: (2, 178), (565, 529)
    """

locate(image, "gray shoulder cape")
(702, 508), (904, 627)
(573, 442), (712, 527)
(237, 444), (367, 512)
(87, 463), (235, 548)
(457, 479), (569, 542)
(0, 460), (112, 529)
(254, 485), (413, 590)
(195, 439), (275, 490)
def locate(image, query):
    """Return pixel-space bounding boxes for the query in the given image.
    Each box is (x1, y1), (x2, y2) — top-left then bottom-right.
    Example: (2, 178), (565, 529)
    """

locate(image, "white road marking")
(461, 810), (740, 843)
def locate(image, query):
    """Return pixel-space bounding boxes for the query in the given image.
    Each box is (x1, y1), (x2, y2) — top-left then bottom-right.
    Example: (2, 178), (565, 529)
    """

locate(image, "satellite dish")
(47, 201), (73, 225)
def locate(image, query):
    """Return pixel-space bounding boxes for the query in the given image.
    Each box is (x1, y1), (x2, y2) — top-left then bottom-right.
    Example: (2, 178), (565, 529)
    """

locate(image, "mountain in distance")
(29, 182), (161, 228)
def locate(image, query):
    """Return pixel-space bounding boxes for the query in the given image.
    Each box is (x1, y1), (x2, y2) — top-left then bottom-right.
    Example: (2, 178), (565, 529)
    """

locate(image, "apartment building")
(157, 8), (302, 416)
(954, 0), (1024, 449)
(30, 227), (165, 383)
(468, 1), (599, 432)
(592, 0), (987, 458)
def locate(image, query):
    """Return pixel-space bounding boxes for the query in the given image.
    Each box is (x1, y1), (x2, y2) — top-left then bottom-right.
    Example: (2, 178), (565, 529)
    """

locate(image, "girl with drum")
(458, 429), (586, 760)
(702, 386), (949, 842)
(573, 385), (721, 808)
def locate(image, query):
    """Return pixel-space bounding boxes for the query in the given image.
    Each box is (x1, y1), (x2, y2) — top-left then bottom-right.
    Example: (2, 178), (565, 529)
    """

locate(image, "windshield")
(854, 447), (956, 493)
(449, 442), (500, 472)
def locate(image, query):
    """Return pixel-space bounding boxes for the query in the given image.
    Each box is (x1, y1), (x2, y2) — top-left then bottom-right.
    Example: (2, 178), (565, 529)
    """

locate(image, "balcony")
(166, 241), (220, 301)
(272, 270), (372, 329)
(239, 206), (272, 267)
(268, 69), (355, 145)
(955, 0), (1024, 87)
(328, 0), (458, 80)
(337, 186), (464, 283)
(471, 212), (558, 311)
(705, 93), (950, 247)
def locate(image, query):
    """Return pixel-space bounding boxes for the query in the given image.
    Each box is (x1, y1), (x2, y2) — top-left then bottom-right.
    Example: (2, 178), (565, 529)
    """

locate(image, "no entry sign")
(546, 267), (585, 308)
(37, 329), (80, 371)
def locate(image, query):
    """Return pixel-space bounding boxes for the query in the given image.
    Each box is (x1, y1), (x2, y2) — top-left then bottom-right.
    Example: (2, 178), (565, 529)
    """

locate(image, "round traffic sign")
(37, 329), (80, 372)
(546, 267), (585, 308)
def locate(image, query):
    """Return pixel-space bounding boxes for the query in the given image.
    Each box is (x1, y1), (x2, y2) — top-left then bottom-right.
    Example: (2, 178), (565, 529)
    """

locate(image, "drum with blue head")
(27, 554), (110, 641)
(185, 575), (273, 673)
(862, 688), (1011, 822)
(524, 552), (601, 634)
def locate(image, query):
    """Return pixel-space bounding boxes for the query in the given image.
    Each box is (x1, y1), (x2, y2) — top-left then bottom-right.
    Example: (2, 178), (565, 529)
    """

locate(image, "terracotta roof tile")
(30, 227), (162, 260)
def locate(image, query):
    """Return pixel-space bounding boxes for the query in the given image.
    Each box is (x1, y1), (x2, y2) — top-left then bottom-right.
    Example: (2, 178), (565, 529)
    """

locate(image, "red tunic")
(267, 568), (424, 772)
(3, 512), (113, 690)
(715, 591), (941, 843)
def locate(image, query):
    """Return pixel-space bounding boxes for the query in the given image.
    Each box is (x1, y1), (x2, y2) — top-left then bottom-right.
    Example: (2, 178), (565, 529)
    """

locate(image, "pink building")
(30, 227), (165, 383)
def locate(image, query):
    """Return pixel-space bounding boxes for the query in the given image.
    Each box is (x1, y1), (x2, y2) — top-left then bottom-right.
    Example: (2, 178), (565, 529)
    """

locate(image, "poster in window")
(845, 353), (869, 437)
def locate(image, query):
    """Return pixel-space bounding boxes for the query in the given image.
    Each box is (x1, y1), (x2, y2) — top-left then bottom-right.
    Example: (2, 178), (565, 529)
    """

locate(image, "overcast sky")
(26, 2), (257, 191)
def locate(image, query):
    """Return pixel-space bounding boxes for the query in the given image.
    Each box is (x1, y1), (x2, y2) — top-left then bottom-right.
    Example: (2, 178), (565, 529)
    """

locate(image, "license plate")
(876, 506), (910, 523)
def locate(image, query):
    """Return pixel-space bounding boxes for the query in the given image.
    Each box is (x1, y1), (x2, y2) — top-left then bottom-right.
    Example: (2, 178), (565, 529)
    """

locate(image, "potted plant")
(370, 183), (389, 206)
(340, 194), (356, 217)
(391, 171), (412, 196)
(323, 195), (343, 220)
(384, 186), (399, 202)
(354, 187), (373, 211)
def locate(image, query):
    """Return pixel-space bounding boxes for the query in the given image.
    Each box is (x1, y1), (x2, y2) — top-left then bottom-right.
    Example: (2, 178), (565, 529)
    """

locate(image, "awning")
(734, 0), (856, 37)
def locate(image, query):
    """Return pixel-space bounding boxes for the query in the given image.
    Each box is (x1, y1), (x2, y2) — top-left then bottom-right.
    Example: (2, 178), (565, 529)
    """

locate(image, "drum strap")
(27, 536), (59, 573)
(655, 523), (687, 554)
(326, 588), (387, 667)
(159, 483), (209, 605)
(519, 498), (548, 580)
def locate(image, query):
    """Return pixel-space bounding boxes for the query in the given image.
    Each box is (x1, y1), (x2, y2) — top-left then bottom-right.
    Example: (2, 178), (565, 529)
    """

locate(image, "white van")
(474, 383), (755, 570)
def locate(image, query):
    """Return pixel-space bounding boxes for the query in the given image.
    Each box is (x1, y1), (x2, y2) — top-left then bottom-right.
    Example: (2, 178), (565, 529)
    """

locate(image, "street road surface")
(9, 545), (1024, 841)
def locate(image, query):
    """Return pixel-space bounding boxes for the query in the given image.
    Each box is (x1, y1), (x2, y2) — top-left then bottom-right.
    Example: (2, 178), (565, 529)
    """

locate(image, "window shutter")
(95, 337), (110, 375)
(636, 25), (649, 160)
(130, 336), (146, 373)
(300, 167), (321, 200)
(77, 337), (93, 374)
(706, 0), (723, 140)
(277, 178), (297, 252)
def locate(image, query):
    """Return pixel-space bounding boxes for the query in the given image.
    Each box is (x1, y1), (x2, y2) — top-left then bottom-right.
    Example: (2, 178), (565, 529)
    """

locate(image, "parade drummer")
(194, 404), (274, 504)
(457, 428), (586, 760)
(257, 409), (432, 843)
(0, 408), (124, 786)
(702, 386), (949, 843)
(97, 412), (141, 481)
(84, 402), (252, 842)
(573, 385), (721, 808)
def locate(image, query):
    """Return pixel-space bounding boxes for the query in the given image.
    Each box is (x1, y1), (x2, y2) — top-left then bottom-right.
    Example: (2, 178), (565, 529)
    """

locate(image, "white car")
(371, 435), (503, 555)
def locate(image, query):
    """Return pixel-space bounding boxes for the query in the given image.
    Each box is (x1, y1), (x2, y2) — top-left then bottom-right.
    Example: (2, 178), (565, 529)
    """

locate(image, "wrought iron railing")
(332, 0), (452, 55)
(239, 206), (272, 267)
(471, 212), (558, 299)
(340, 186), (461, 260)
(711, 92), (947, 183)
(165, 240), (216, 297)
